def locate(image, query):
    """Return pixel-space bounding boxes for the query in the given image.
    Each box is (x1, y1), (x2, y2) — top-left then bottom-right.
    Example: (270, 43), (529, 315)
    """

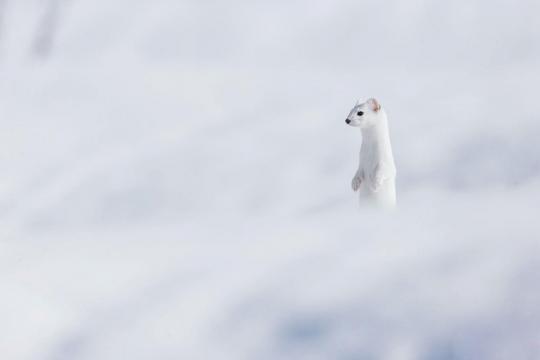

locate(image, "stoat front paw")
(351, 175), (362, 192)
(370, 173), (383, 192)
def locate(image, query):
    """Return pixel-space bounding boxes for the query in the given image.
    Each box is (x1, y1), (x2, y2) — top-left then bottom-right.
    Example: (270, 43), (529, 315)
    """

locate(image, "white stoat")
(346, 98), (396, 208)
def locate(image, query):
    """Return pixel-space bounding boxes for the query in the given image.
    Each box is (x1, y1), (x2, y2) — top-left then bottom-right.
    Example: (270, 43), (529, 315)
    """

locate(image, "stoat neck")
(360, 112), (394, 160)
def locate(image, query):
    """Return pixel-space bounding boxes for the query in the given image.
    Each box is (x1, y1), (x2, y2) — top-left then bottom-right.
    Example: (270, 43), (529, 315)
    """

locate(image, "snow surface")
(1, 1), (540, 359)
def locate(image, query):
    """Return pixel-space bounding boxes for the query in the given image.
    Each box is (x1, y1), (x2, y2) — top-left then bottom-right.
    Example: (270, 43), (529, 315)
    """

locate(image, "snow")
(1, 1), (540, 359)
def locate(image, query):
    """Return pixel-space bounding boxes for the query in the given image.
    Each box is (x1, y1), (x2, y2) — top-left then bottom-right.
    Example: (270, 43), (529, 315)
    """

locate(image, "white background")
(1, 0), (539, 359)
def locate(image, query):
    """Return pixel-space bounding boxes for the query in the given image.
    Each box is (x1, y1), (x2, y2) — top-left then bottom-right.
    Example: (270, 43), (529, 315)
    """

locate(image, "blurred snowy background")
(1, 0), (540, 359)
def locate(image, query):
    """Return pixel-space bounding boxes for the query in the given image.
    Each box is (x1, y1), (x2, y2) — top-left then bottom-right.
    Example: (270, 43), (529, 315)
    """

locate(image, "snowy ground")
(1, 1), (540, 359)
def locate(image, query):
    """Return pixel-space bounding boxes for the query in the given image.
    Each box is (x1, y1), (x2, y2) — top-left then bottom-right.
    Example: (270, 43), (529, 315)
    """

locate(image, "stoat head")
(345, 98), (382, 128)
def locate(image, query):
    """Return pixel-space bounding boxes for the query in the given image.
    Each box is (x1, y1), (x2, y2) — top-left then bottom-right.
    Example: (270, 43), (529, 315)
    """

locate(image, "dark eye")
(357, 111), (363, 116)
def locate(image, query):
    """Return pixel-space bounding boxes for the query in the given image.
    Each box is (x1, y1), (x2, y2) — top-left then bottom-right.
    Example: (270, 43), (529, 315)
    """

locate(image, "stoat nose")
(345, 119), (351, 124)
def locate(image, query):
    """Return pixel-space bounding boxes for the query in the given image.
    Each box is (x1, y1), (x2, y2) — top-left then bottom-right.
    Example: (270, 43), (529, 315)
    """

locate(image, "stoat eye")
(357, 111), (364, 116)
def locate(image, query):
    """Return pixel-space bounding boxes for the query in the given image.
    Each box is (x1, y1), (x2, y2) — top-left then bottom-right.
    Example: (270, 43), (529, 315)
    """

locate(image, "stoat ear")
(367, 98), (381, 112)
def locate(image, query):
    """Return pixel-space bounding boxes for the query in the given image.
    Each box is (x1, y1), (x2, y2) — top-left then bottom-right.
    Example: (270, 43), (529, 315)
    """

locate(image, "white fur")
(346, 98), (396, 208)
